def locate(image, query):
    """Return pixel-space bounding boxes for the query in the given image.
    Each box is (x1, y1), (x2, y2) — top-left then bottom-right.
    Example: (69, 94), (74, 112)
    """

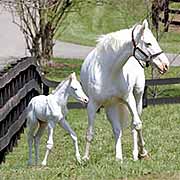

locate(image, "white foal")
(80, 19), (169, 162)
(26, 72), (88, 166)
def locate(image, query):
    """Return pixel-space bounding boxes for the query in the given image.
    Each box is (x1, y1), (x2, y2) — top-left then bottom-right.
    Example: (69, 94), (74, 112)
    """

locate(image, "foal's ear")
(142, 19), (149, 29)
(70, 72), (76, 79)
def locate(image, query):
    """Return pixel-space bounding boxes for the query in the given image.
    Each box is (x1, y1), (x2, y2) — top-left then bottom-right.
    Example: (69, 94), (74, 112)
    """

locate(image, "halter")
(131, 25), (163, 68)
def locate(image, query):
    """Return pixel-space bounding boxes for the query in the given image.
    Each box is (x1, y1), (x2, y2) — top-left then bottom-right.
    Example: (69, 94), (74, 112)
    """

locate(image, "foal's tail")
(117, 103), (130, 129)
(26, 99), (36, 127)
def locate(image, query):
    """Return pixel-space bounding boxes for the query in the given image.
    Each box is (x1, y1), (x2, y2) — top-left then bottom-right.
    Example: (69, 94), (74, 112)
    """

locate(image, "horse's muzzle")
(156, 63), (169, 74)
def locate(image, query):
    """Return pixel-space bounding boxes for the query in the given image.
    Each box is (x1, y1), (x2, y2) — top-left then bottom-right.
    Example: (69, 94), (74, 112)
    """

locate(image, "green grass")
(56, 0), (180, 53)
(1, 59), (180, 179)
(0, 105), (180, 179)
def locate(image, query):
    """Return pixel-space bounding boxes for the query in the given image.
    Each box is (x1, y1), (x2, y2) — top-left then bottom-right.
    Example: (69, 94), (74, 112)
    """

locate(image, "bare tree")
(1, 0), (76, 66)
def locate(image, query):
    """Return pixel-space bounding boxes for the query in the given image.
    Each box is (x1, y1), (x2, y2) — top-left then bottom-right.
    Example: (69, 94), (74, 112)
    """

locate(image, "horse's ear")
(142, 19), (149, 29)
(135, 23), (145, 43)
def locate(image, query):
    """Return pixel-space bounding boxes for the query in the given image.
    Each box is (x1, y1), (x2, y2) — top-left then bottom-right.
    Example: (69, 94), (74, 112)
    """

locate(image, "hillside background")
(56, 0), (180, 53)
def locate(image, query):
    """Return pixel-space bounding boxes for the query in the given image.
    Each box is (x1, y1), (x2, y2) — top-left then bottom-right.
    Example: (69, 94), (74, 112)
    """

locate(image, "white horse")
(26, 72), (89, 166)
(80, 19), (169, 162)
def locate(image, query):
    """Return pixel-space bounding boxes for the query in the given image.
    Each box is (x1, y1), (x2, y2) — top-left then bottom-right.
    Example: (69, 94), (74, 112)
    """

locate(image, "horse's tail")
(117, 103), (130, 129)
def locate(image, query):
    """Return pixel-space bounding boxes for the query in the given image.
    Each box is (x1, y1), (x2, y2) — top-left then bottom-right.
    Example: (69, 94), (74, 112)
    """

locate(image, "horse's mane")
(96, 29), (130, 53)
(52, 78), (69, 94)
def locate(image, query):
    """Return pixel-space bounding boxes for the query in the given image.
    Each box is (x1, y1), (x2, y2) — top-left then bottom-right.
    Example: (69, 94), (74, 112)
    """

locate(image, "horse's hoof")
(116, 157), (123, 163)
(133, 122), (142, 130)
(138, 153), (150, 160)
(41, 161), (47, 166)
(82, 155), (90, 161)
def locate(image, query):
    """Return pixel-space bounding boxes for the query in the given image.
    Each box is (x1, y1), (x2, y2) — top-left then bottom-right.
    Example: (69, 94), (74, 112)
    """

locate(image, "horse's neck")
(97, 29), (133, 77)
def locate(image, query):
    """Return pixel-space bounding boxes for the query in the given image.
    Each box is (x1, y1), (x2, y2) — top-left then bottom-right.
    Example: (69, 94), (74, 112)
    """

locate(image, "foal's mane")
(52, 78), (69, 94)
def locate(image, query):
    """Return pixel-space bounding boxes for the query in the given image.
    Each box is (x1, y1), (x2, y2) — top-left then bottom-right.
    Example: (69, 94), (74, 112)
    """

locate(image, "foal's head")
(131, 19), (169, 74)
(68, 72), (89, 104)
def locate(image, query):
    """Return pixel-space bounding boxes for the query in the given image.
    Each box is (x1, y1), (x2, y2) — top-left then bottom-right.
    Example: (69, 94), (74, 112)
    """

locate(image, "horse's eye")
(145, 42), (152, 47)
(72, 87), (77, 91)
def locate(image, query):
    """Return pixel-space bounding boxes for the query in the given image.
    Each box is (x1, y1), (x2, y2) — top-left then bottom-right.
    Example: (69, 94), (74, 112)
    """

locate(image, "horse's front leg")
(126, 93), (142, 161)
(134, 90), (148, 159)
(105, 104), (123, 162)
(42, 125), (54, 166)
(59, 118), (81, 163)
(83, 100), (98, 161)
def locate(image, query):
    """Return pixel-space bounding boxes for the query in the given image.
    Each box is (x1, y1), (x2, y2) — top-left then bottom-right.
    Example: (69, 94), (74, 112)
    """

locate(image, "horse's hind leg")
(34, 121), (47, 165)
(27, 117), (38, 166)
(83, 100), (98, 161)
(42, 125), (54, 166)
(105, 104), (123, 162)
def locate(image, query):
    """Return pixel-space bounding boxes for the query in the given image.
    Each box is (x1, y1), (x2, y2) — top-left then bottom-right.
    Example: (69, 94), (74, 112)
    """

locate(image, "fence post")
(143, 85), (148, 108)
(43, 83), (49, 95)
(164, 0), (169, 32)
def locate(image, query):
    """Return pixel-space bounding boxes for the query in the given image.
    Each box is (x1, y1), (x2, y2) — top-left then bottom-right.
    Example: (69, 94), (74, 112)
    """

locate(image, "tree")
(2, 0), (76, 66)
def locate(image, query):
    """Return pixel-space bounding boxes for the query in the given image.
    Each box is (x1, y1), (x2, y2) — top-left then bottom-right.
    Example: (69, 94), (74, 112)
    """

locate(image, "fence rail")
(152, 0), (180, 31)
(0, 57), (42, 163)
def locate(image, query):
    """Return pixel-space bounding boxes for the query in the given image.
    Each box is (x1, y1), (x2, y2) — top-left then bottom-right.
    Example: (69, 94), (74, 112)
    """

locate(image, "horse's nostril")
(164, 64), (168, 70)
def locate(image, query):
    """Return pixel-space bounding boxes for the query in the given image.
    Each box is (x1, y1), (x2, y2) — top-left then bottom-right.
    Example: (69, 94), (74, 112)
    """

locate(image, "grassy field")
(1, 59), (180, 179)
(56, 0), (180, 54)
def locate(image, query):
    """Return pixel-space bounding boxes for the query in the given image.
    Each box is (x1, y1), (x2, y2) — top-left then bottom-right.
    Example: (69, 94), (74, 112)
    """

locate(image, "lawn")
(56, 0), (180, 54)
(0, 105), (180, 179)
(0, 59), (180, 179)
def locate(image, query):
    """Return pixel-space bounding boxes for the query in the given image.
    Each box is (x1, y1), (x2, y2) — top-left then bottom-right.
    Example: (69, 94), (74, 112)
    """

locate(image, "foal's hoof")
(76, 157), (82, 164)
(27, 160), (33, 166)
(82, 155), (90, 161)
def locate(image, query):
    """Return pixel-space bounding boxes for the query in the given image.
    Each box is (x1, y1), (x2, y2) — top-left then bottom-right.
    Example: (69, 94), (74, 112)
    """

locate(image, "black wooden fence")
(0, 57), (42, 163)
(152, 0), (180, 32)
(0, 57), (180, 164)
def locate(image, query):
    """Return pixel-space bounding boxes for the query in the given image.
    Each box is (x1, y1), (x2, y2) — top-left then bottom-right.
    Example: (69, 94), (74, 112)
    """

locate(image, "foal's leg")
(105, 104), (123, 162)
(59, 118), (81, 163)
(34, 121), (47, 165)
(27, 118), (38, 165)
(83, 100), (98, 160)
(134, 90), (148, 158)
(41, 125), (54, 166)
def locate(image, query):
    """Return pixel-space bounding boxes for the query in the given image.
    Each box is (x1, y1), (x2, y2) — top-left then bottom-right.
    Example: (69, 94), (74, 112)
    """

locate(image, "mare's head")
(68, 72), (89, 104)
(132, 19), (169, 74)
